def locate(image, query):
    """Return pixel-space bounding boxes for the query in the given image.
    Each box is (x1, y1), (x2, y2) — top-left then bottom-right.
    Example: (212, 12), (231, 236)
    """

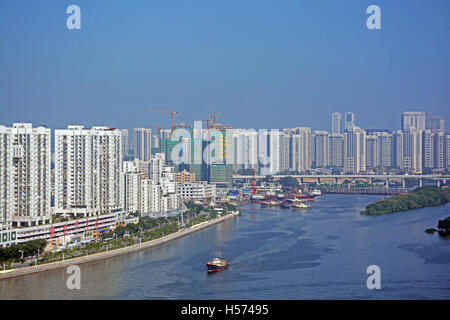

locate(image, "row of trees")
(101, 216), (177, 240)
(0, 239), (47, 264)
(361, 186), (450, 215)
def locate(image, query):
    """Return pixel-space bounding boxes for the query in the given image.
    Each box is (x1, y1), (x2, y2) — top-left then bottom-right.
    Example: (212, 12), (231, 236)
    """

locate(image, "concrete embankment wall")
(0, 212), (239, 279)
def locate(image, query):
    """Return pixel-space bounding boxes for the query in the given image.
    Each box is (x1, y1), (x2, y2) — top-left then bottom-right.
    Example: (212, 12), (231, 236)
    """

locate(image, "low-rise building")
(178, 181), (216, 201)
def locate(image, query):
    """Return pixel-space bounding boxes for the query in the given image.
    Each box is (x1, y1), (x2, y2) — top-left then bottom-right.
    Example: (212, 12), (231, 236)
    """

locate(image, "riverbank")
(361, 186), (450, 215)
(0, 211), (240, 279)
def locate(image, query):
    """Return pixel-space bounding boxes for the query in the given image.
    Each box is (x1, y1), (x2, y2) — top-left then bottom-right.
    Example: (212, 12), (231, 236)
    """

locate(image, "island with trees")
(361, 186), (450, 216)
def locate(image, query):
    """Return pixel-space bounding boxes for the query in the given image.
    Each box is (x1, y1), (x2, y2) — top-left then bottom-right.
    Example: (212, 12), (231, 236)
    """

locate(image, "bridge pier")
(402, 179), (406, 189)
(316, 177), (320, 185)
(437, 179), (440, 188)
(419, 178), (423, 188)
(385, 179), (389, 189)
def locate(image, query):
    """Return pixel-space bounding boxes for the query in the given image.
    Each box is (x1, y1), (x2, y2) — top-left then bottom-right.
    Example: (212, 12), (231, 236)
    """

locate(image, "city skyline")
(1, 1), (450, 132)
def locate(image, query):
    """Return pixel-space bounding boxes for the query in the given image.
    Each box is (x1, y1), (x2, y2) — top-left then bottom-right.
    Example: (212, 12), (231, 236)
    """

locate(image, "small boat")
(311, 189), (322, 197)
(206, 250), (229, 273)
(280, 202), (291, 209)
(291, 202), (311, 209)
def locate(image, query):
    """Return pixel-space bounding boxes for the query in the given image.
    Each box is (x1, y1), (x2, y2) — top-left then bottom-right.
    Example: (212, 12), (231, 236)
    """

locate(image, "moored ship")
(291, 202), (311, 209)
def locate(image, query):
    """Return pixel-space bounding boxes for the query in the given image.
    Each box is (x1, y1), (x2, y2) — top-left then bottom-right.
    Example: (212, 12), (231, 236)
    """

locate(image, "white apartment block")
(344, 126), (366, 173)
(314, 131), (331, 168)
(123, 154), (181, 216)
(366, 135), (380, 168)
(123, 159), (149, 175)
(402, 127), (422, 173)
(330, 134), (344, 168)
(124, 172), (140, 214)
(229, 129), (259, 172)
(178, 181), (216, 201)
(134, 128), (152, 162)
(291, 128), (311, 173)
(445, 134), (450, 169)
(150, 153), (165, 183)
(0, 123), (51, 227)
(120, 129), (129, 159)
(54, 126), (124, 217)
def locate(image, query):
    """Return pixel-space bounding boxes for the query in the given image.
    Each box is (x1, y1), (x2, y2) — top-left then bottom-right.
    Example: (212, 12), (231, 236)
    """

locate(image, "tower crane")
(145, 110), (179, 133)
(211, 112), (225, 129)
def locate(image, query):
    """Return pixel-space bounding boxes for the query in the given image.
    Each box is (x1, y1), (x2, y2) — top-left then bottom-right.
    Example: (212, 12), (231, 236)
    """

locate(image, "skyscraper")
(0, 123), (52, 227)
(134, 128), (152, 162)
(291, 127), (311, 173)
(314, 131), (331, 168)
(344, 112), (355, 131)
(365, 135), (380, 168)
(402, 111), (426, 130)
(402, 127), (423, 173)
(330, 134), (344, 168)
(332, 112), (342, 134)
(344, 126), (366, 173)
(422, 130), (434, 170)
(433, 132), (444, 169)
(425, 115), (445, 133)
(445, 134), (450, 169)
(120, 129), (129, 159)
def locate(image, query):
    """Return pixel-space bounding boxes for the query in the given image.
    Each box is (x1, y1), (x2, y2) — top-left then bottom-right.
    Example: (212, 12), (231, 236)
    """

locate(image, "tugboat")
(206, 250), (229, 273)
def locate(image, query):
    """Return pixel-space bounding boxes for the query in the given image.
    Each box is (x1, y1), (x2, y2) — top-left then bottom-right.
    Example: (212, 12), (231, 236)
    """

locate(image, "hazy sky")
(1, 0), (449, 133)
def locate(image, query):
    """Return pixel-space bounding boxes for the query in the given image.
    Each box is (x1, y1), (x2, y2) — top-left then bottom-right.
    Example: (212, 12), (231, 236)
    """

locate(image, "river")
(0, 194), (449, 299)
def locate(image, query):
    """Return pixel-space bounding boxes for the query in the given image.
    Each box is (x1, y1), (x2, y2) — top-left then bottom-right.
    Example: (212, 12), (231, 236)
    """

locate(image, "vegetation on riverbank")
(361, 186), (450, 215)
(0, 239), (47, 264)
(1, 205), (239, 270)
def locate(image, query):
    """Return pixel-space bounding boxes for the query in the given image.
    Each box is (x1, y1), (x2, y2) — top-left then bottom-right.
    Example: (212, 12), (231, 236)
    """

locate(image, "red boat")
(206, 250), (229, 273)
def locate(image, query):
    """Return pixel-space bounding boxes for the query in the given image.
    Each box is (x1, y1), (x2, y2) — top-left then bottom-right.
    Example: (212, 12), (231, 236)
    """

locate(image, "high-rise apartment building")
(402, 111), (426, 130)
(425, 115), (444, 133)
(314, 131), (330, 168)
(433, 132), (444, 169)
(344, 112), (355, 131)
(330, 134), (344, 168)
(402, 127), (422, 173)
(54, 126), (124, 217)
(344, 126), (366, 173)
(120, 129), (129, 159)
(445, 134), (450, 169)
(422, 130), (434, 170)
(291, 127), (311, 173)
(134, 128), (152, 162)
(0, 123), (51, 227)
(365, 135), (380, 168)
(332, 112), (342, 134)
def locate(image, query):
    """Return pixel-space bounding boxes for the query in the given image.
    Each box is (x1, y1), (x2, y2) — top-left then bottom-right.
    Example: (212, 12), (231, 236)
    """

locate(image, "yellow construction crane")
(145, 110), (179, 133)
(211, 112), (225, 129)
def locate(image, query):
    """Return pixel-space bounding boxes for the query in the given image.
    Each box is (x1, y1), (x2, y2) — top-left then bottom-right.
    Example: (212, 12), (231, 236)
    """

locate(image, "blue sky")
(1, 0), (449, 133)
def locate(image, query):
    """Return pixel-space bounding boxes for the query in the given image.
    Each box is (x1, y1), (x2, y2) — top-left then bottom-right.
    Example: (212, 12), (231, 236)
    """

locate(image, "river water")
(1, 194), (449, 300)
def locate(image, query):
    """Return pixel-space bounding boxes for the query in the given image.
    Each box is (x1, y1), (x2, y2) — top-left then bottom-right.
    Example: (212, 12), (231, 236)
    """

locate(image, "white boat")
(291, 202), (311, 209)
(311, 189), (322, 197)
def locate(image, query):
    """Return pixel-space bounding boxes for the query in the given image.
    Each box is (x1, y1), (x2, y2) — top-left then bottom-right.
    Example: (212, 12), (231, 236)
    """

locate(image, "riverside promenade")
(0, 212), (240, 279)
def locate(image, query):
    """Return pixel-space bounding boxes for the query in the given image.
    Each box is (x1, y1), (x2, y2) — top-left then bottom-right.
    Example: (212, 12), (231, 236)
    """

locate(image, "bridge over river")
(233, 174), (450, 188)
